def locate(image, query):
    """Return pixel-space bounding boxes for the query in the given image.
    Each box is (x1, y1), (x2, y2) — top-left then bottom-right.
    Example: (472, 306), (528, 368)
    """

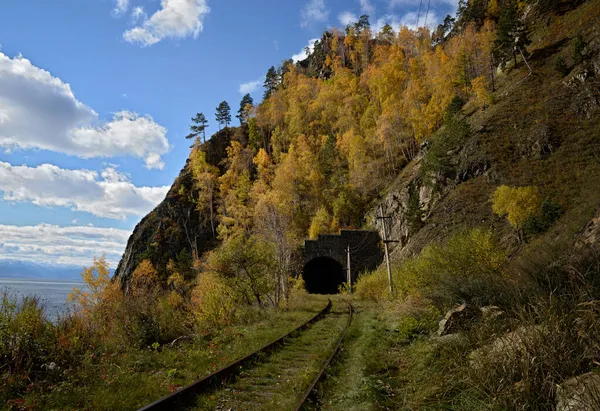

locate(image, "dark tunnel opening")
(302, 257), (346, 295)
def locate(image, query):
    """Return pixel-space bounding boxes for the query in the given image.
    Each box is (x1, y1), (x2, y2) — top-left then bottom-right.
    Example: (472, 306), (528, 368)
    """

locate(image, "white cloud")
(0, 224), (131, 267)
(0, 162), (169, 220)
(0, 52), (169, 169)
(338, 11), (358, 27)
(359, 0), (376, 15)
(292, 38), (319, 62)
(112, 0), (129, 17)
(123, 0), (210, 47)
(131, 6), (147, 23)
(239, 77), (264, 95)
(301, 0), (328, 29)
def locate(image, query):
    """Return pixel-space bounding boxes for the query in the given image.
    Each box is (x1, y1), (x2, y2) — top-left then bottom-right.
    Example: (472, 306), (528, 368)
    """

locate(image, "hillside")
(5, 0), (600, 409)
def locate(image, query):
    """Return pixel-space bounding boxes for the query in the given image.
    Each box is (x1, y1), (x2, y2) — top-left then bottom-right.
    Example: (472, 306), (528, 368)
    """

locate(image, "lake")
(0, 278), (84, 320)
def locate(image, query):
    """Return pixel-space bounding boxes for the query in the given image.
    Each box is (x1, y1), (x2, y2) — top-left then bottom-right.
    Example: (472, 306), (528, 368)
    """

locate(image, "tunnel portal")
(302, 257), (346, 294)
(302, 230), (384, 294)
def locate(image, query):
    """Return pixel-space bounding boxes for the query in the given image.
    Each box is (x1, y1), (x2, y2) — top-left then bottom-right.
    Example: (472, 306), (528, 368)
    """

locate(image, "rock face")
(114, 129), (237, 286)
(556, 373), (600, 411)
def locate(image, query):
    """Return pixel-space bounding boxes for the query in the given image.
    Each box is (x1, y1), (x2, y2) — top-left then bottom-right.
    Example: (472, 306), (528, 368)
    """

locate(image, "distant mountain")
(0, 260), (92, 281)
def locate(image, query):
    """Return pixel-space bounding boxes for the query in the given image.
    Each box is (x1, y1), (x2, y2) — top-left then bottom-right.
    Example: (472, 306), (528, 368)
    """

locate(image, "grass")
(10, 295), (327, 411)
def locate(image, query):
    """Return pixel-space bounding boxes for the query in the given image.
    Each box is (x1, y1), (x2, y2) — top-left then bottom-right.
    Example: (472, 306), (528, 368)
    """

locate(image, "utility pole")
(377, 205), (398, 296)
(346, 245), (352, 293)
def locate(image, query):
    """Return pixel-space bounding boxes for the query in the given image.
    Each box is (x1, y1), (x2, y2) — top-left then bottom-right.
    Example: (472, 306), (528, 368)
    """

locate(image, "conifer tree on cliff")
(186, 112), (208, 143)
(263, 66), (279, 100)
(237, 93), (254, 125)
(215, 101), (231, 130)
(494, 0), (531, 69)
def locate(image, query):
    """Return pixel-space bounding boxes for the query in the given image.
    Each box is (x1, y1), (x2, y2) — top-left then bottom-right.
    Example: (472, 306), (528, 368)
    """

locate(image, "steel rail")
(294, 300), (353, 411)
(137, 298), (332, 411)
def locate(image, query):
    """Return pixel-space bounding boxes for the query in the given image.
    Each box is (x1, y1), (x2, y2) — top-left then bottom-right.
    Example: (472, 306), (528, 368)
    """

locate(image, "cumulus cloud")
(292, 38), (319, 62)
(239, 77), (264, 95)
(123, 0), (210, 47)
(0, 52), (169, 169)
(0, 224), (130, 267)
(338, 11), (359, 27)
(0, 162), (169, 220)
(301, 0), (328, 29)
(112, 0), (129, 17)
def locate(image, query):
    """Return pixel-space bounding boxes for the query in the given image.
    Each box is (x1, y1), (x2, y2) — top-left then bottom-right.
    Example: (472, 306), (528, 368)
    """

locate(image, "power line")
(424, 0), (432, 28)
(416, 0), (424, 29)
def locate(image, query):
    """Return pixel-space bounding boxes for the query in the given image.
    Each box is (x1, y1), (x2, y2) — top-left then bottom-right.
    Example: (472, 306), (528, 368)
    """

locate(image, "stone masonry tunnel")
(302, 230), (383, 294)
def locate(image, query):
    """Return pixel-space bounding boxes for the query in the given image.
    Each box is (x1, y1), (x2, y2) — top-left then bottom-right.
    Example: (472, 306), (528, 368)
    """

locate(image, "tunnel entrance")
(302, 257), (345, 294)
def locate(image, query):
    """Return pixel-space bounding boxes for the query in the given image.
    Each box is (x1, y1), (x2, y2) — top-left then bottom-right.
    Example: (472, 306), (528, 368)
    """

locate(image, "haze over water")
(0, 278), (84, 320)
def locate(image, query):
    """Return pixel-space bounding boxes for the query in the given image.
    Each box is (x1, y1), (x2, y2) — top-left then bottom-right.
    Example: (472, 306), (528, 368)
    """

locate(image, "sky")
(0, 0), (458, 271)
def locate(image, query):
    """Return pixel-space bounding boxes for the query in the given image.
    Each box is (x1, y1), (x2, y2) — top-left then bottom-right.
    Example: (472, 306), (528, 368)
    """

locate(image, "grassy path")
(193, 300), (350, 410)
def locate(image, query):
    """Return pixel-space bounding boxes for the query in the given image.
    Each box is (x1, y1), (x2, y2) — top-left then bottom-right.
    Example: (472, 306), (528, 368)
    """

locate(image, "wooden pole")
(379, 206), (394, 296)
(346, 245), (352, 293)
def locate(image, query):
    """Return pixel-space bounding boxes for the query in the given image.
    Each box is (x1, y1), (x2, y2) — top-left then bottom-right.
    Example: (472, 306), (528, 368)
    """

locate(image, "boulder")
(556, 372), (600, 411)
(436, 303), (479, 336)
(479, 305), (504, 321)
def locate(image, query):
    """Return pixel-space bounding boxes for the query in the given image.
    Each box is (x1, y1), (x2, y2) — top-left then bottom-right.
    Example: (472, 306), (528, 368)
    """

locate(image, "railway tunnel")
(302, 230), (383, 295)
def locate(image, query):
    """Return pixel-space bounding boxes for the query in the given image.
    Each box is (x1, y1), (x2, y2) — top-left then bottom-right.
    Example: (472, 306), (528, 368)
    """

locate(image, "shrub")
(523, 199), (564, 237)
(573, 34), (586, 64)
(492, 185), (542, 242)
(0, 292), (55, 398)
(191, 272), (241, 330)
(355, 268), (391, 302)
(356, 228), (509, 309)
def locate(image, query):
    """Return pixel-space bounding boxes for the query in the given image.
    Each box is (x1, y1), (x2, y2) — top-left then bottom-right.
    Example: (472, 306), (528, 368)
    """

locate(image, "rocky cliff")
(114, 127), (242, 285)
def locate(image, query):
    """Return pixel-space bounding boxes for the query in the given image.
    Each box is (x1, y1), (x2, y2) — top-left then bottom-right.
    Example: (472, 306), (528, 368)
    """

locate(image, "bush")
(0, 292), (55, 398)
(191, 272), (241, 331)
(523, 199), (564, 237)
(356, 228), (509, 309)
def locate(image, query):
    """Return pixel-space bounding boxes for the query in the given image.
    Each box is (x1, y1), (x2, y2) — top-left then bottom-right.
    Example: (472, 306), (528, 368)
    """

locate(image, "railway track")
(138, 298), (352, 411)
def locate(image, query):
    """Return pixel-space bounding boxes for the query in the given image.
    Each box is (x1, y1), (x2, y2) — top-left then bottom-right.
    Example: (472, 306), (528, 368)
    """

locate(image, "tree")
(236, 93), (254, 125)
(264, 66), (279, 100)
(215, 101), (231, 130)
(186, 112), (209, 143)
(492, 185), (542, 242)
(190, 148), (219, 237)
(494, 1), (531, 68)
(355, 14), (370, 34)
(68, 255), (112, 316)
(376, 23), (395, 44)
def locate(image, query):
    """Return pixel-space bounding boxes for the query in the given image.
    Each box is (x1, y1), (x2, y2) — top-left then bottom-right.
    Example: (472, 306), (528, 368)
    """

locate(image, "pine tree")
(494, 1), (531, 68)
(215, 101), (232, 130)
(376, 23), (395, 44)
(263, 66), (279, 100)
(186, 112), (209, 142)
(236, 93), (254, 125)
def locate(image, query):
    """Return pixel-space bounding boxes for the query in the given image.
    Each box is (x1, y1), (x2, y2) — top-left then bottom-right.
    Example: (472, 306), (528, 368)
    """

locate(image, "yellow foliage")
(472, 75), (493, 110)
(191, 272), (239, 329)
(130, 260), (159, 296)
(68, 255), (112, 317)
(492, 185), (542, 231)
(309, 206), (332, 240)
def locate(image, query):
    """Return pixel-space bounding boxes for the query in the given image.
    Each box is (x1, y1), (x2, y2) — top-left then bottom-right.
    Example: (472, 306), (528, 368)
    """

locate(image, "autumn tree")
(190, 148), (219, 237)
(492, 185), (542, 242)
(68, 255), (112, 317)
(215, 101), (232, 129)
(206, 235), (275, 307)
(236, 93), (254, 125)
(186, 112), (209, 142)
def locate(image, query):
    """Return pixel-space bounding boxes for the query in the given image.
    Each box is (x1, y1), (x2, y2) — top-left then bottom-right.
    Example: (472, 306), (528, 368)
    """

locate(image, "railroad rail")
(138, 299), (335, 411)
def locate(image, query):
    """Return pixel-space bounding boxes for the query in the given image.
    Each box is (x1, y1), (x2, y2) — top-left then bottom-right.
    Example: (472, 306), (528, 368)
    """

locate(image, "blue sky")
(0, 0), (458, 269)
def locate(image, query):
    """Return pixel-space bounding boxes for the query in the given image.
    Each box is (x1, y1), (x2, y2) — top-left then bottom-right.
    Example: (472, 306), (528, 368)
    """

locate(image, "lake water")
(0, 278), (84, 320)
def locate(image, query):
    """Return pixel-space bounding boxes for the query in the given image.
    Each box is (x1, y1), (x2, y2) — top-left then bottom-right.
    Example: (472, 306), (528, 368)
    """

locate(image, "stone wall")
(303, 230), (383, 283)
